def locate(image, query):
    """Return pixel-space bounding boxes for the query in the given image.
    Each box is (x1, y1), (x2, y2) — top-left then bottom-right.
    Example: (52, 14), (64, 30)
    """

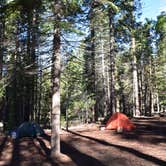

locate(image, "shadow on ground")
(41, 134), (106, 166)
(67, 130), (166, 166)
(120, 119), (166, 144)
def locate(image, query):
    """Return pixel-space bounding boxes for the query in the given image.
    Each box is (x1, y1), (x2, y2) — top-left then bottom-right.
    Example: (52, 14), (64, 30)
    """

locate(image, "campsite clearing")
(0, 117), (165, 166)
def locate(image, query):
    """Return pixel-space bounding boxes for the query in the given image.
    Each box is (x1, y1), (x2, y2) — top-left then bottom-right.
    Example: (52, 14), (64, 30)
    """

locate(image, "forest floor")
(0, 117), (166, 166)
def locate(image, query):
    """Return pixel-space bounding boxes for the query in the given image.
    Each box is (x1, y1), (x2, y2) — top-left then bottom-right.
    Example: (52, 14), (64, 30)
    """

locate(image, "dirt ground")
(0, 117), (166, 166)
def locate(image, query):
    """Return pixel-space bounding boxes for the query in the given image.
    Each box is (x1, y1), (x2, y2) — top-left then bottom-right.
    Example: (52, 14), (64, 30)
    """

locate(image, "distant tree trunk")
(15, 22), (21, 125)
(23, 10), (39, 122)
(100, 34), (107, 116)
(156, 93), (160, 113)
(131, 37), (140, 117)
(108, 9), (116, 115)
(32, 9), (39, 122)
(106, 65), (111, 113)
(65, 85), (69, 131)
(149, 57), (155, 115)
(0, 8), (5, 129)
(139, 66), (143, 114)
(116, 98), (120, 112)
(144, 83), (148, 116)
(37, 53), (42, 124)
(89, 5), (97, 121)
(7, 25), (19, 128)
(0, 11), (5, 80)
(91, 29), (97, 121)
(24, 13), (32, 122)
(149, 91), (153, 116)
(51, 0), (62, 157)
(0, 43), (3, 80)
(121, 94), (126, 113)
(117, 73), (126, 114)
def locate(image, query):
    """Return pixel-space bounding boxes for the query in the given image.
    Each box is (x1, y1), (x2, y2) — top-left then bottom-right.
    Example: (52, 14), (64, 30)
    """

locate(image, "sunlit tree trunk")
(101, 34), (107, 116)
(51, 0), (62, 157)
(131, 37), (140, 117)
(106, 65), (111, 112)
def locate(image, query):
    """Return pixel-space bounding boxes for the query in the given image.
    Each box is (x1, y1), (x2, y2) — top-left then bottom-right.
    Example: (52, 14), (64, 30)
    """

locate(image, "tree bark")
(101, 33), (107, 116)
(51, 0), (62, 157)
(89, 5), (97, 121)
(0, 11), (5, 80)
(108, 9), (116, 115)
(149, 59), (154, 115)
(131, 37), (140, 117)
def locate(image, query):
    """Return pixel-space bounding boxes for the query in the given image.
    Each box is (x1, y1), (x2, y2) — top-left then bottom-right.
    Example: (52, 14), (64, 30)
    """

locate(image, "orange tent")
(105, 112), (135, 131)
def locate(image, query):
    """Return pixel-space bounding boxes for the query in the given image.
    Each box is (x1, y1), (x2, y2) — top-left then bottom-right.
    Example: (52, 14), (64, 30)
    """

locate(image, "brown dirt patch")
(0, 117), (165, 166)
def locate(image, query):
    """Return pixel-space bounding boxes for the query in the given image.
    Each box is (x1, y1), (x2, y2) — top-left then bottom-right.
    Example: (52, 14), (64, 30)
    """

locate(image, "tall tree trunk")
(0, 3), (5, 129)
(89, 5), (97, 121)
(24, 13), (32, 121)
(106, 65), (111, 113)
(149, 59), (154, 115)
(131, 37), (140, 117)
(51, 0), (62, 157)
(0, 10), (5, 80)
(139, 66), (143, 114)
(156, 93), (160, 113)
(108, 9), (116, 115)
(101, 34), (107, 116)
(32, 9), (39, 121)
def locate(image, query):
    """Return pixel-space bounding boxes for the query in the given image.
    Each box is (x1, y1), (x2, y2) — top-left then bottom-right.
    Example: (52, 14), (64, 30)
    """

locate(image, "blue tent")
(16, 122), (44, 138)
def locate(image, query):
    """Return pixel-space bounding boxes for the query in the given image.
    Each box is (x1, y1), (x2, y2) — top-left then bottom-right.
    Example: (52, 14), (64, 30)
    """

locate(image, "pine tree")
(155, 12), (166, 110)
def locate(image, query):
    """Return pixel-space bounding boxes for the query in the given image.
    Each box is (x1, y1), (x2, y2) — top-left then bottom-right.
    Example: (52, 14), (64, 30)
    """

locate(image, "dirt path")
(0, 117), (165, 166)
